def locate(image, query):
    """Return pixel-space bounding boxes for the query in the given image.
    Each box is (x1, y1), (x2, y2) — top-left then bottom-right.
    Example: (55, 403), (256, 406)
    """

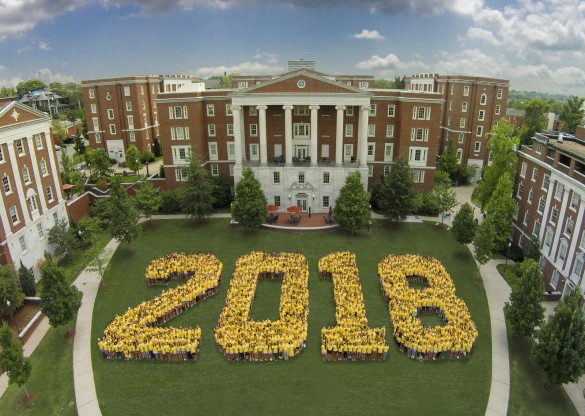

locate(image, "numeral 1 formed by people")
(99, 252), (477, 363)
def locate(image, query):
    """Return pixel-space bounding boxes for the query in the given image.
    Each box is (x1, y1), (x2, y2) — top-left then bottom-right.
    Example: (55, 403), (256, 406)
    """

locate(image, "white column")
(257, 105), (268, 166)
(26, 136), (47, 213)
(565, 199), (585, 275)
(550, 185), (570, 259)
(309, 105), (319, 166)
(239, 108), (246, 161)
(358, 105), (370, 167)
(335, 105), (345, 166)
(232, 105), (243, 165)
(7, 143), (31, 224)
(44, 129), (64, 203)
(283, 105), (294, 166)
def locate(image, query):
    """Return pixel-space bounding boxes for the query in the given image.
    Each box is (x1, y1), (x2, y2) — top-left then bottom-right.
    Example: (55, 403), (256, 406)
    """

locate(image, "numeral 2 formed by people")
(99, 252), (478, 363)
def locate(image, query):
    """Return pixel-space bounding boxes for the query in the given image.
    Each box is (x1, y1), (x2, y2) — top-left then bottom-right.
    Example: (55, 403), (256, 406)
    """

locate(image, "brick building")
(406, 74), (510, 182)
(512, 130), (585, 298)
(0, 101), (68, 276)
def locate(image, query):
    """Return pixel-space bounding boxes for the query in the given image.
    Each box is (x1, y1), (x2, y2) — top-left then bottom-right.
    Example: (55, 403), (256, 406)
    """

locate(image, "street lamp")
(145, 161), (149, 177)
(6, 300), (19, 334)
(504, 241), (512, 273)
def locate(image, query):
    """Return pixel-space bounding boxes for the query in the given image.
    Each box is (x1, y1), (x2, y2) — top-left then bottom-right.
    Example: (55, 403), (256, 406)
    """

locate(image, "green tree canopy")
(473, 217), (497, 265)
(108, 178), (142, 247)
(39, 259), (81, 329)
(433, 185), (458, 223)
(125, 145), (142, 174)
(452, 203), (476, 248)
(505, 259), (545, 338)
(438, 139), (459, 182)
(18, 262), (36, 297)
(60, 150), (75, 184)
(48, 218), (79, 257)
(376, 157), (416, 223)
(484, 172), (516, 252)
(85, 148), (113, 179)
(51, 120), (66, 141)
(559, 96), (585, 134)
(182, 156), (216, 221)
(533, 289), (585, 385)
(231, 168), (267, 229)
(333, 171), (371, 235)
(518, 98), (549, 145)
(16, 79), (46, 98)
(77, 215), (105, 245)
(0, 86), (16, 98)
(0, 323), (32, 397)
(134, 179), (162, 223)
(0, 265), (24, 317)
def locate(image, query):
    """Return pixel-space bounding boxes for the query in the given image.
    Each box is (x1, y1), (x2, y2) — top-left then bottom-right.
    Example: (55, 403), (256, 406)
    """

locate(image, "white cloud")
(37, 41), (51, 50)
(36, 68), (77, 84)
(254, 50), (279, 65)
(351, 29), (385, 40)
(356, 53), (426, 73)
(465, 27), (499, 46)
(195, 61), (283, 77)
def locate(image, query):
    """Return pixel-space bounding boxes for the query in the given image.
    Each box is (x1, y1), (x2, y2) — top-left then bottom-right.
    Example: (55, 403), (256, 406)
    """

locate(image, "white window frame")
(125, 101), (132, 111)
(322, 196), (330, 208)
(345, 124), (353, 137)
(462, 102), (468, 112)
(368, 124), (375, 137)
(15, 139), (25, 156)
(387, 105), (395, 117)
(408, 146), (428, 167)
(531, 168), (538, 182)
(478, 110), (485, 121)
(474, 141), (481, 153)
(22, 166), (30, 184)
(226, 104), (232, 116)
(208, 142), (218, 161)
(538, 196), (546, 214)
(19, 235), (27, 253)
(459, 118), (466, 128)
(273, 171), (281, 184)
(40, 159), (48, 176)
(227, 143), (236, 161)
(109, 124), (116, 135)
(386, 125), (394, 138)
(89, 89), (95, 99)
(208, 124), (216, 137)
(250, 124), (258, 137)
(210, 164), (219, 176)
(476, 126), (483, 137)
(107, 109), (114, 120)
(463, 86), (469, 96)
(227, 124), (234, 136)
(480, 93), (487, 105)
(542, 174), (550, 191)
(554, 183), (564, 201)
(45, 186), (54, 202)
(345, 107), (354, 117)
(369, 105), (376, 116)
(520, 162), (527, 178)
(384, 144), (394, 162)
(571, 193), (580, 210)
(124, 86), (130, 96)
(293, 123), (310, 139)
(495, 105), (501, 115)
(323, 172), (330, 184)
(206, 104), (215, 116)
(9, 206), (18, 224)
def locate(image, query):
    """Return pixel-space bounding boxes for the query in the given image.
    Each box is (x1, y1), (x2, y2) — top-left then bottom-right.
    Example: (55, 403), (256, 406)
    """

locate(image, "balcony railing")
(242, 157), (360, 168)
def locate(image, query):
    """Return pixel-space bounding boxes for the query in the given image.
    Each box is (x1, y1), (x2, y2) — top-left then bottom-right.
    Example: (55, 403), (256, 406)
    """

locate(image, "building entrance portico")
(295, 194), (308, 212)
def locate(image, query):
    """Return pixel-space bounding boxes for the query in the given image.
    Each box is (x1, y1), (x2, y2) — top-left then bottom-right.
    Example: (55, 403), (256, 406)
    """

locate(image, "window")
(462, 102), (468, 112)
(571, 193), (580, 210)
(565, 217), (575, 237)
(229, 164), (234, 176)
(274, 196), (281, 207)
(239, 81), (248, 88)
(109, 124), (116, 135)
(33, 134), (43, 150)
(89, 89), (95, 99)
(368, 124), (375, 137)
(208, 124), (216, 137)
(495, 105), (501, 115)
(170, 106), (188, 119)
(478, 110), (485, 121)
(322, 196), (330, 208)
(46, 186), (54, 202)
(384, 165), (391, 176)
(129, 131), (135, 142)
(141, 100), (145, 110)
(368, 164), (373, 177)
(520, 162), (527, 178)
(369, 105), (377, 116)
(208, 143), (218, 161)
(27, 195), (38, 213)
(551, 206), (559, 224)
(367, 143), (375, 161)
(224, 104), (232, 116)
(107, 109), (114, 119)
(273, 171), (281, 184)
(0, 146), (4, 162)
(542, 174), (550, 191)
(92, 117), (100, 131)
(19, 235), (27, 252)
(359, 81), (369, 89)
(544, 227), (553, 247)
(210, 164), (219, 176)
(175, 168), (189, 182)
(172, 146), (191, 164)
(517, 182), (524, 198)
(385, 125), (394, 138)
(127, 115), (134, 129)
(458, 133), (464, 144)
(345, 124), (353, 137)
(226, 124), (234, 136)
(531, 168), (538, 182)
(476, 126), (483, 137)
(9, 206), (18, 224)
(95, 133), (101, 143)
(480, 93), (487, 105)
(250, 124), (258, 137)
(124, 86), (130, 96)
(227, 143), (236, 161)
(22, 166), (30, 184)
(40, 159), (47, 176)
(293, 123), (309, 138)
(345, 107), (354, 117)
(37, 223), (45, 239)
(249, 106), (257, 116)
(528, 189), (534, 204)
(15, 139), (24, 155)
(523, 211), (530, 226)
(294, 106), (309, 116)
(2, 174), (12, 195)
(536, 143), (543, 154)
(298, 172), (305, 184)
(460, 118), (466, 128)
(384, 144), (394, 162)
(559, 240), (568, 262)
(387, 105), (395, 117)
(456, 149), (463, 163)
(514, 203), (520, 219)
(463, 86), (469, 96)
(538, 196), (546, 214)
(554, 183), (564, 200)
(408, 147), (428, 166)
(411, 170), (425, 183)
(206, 104), (215, 116)
(126, 101), (132, 111)
(551, 270), (560, 288)
(534, 219), (541, 236)
(323, 172), (330, 184)
(497, 89), (503, 99)
(474, 141), (481, 152)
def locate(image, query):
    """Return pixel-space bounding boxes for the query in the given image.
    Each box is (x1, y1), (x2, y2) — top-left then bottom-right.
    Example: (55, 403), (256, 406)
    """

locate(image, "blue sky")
(1, 0), (585, 95)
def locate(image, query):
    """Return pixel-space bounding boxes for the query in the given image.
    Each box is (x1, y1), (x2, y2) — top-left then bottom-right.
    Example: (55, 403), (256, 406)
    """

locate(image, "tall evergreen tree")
(333, 171), (371, 235)
(108, 177), (141, 248)
(231, 168), (267, 229)
(134, 179), (162, 224)
(485, 172), (516, 251)
(0, 265), (25, 317)
(378, 157), (416, 223)
(452, 203), (476, 249)
(438, 139), (459, 182)
(473, 217), (497, 265)
(0, 323), (32, 399)
(39, 260), (81, 331)
(182, 156), (216, 221)
(18, 262), (36, 297)
(505, 259), (545, 338)
(125, 145), (142, 174)
(533, 289), (585, 385)
(433, 185), (458, 223)
(559, 96), (585, 134)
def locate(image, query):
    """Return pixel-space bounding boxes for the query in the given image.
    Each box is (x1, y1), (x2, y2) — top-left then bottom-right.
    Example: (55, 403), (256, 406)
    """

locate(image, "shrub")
(95, 179), (109, 191)
(159, 189), (185, 214)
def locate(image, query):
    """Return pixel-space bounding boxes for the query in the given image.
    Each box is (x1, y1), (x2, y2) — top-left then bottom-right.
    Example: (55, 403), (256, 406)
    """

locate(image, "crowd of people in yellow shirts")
(378, 254), (478, 362)
(145, 252), (221, 285)
(214, 252), (309, 361)
(98, 253), (223, 360)
(319, 252), (389, 361)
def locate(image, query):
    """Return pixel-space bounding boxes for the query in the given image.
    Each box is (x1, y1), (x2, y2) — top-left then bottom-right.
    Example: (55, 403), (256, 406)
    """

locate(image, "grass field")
(90, 219), (491, 416)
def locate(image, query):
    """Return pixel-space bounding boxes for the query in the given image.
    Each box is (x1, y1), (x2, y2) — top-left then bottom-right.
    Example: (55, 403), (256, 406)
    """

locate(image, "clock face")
(297, 79), (306, 89)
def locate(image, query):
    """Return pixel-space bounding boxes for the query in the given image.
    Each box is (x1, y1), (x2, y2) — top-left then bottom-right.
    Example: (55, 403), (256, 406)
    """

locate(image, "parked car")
(63, 135), (76, 144)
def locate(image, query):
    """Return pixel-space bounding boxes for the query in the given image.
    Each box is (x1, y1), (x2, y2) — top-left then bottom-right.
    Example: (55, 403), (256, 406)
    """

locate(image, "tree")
(39, 260), (81, 330)
(433, 185), (458, 223)
(85, 245), (112, 281)
(452, 203), (476, 249)
(474, 119), (519, 208)
(60, 151), (75, 184)
(333, 171), (371, 235)
(0, 86), (16, 98)
(524, 235), (541, 261)
(505, 259), (545, 338)
(519, 98), (549, 145)
(182, 157), (216, 220)
(0, 323), (32, 399)
(484, 172), (516, 252)
(377, 157), (416, 223)
(86, 148), (113, 179)
(125, 145), (142, 174)
(108, 178), (141, 248)
(134, 180), (162, 224)
(74, 135), (85, 154)
(0, 265), (25, 317)
(152, 138), (162, 157)
(140, 149), (154, 164)
(231, 167), (267, 229)
(473, 217), (497, 265)
(211, 175), (233, 210)
(18, 262), (36, 297)
(48, 218), (79, 257)
(77, 215), (104, 245)
(438, 139), (459, 182)
(51, 120), (66, 142)
(533, 289), (585, 385)
(559, 96), (585, 134)
(16, 79), (46, 98)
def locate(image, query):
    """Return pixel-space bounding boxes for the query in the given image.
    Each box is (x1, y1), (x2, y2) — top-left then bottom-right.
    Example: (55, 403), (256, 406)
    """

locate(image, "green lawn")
(90, 219), (491, 416)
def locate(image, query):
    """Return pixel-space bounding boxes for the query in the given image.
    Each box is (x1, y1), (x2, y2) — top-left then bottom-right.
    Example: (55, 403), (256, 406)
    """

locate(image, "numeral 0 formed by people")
(98, 252), (477, 363)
